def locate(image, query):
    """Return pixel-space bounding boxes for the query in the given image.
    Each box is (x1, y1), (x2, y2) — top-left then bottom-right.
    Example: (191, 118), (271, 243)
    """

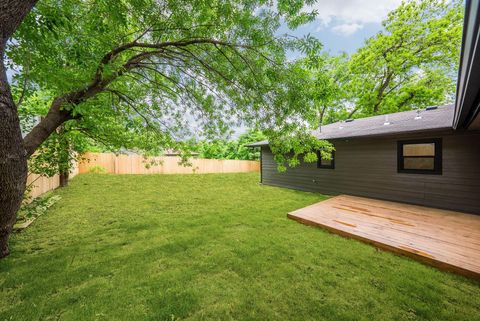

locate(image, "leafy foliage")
(302, 0), (463, 125)
(28, 129), (84, 176)
(342, 0), (463, 118)
(9, 0), (328, 173)
(267, 130), (334, 172)
(193, 130), (266, 160)
(18, 90), (90, 177)
(298, 53), (351, 126)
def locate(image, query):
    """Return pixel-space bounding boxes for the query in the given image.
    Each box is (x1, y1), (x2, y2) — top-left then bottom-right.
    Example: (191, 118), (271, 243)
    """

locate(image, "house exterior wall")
(260, 130), (480, 214)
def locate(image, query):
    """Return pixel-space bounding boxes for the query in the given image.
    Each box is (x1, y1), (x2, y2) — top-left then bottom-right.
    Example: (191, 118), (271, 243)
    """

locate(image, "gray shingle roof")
(247, 104), (454, 147)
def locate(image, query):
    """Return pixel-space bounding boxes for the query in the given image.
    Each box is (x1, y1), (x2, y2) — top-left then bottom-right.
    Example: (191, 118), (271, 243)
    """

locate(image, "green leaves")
(343, 0), (463, 118)
(193, 130), (267, 161)
(10, 0), (334, 174)
(268, 129), (334, 172)
(301, 0), (463, 123)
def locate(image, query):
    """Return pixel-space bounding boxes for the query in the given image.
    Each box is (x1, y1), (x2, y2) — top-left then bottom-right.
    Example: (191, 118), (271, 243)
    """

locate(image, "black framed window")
(397, 138), (442, 174)
(317, 150), (335, 169)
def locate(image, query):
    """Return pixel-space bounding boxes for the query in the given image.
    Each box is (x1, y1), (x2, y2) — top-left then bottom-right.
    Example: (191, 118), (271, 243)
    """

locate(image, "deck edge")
(287, 212), (480, 280)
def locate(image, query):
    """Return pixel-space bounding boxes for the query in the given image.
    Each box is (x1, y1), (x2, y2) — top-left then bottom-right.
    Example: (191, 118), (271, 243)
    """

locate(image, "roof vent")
(383, 115), (391, 126)
(414, 110), (422, 120)
(345, 118), (354, 123)
(426, 106), (438, 111)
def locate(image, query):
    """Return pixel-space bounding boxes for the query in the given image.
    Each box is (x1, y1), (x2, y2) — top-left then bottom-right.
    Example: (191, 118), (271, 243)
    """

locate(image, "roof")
(246, 105), (454, 147)
(454, 0), (480, 129)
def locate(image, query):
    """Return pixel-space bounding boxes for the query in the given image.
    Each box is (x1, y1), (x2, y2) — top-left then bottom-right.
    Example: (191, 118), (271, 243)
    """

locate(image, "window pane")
(404, 157), (434, 170)
(403, 143), (435, 156)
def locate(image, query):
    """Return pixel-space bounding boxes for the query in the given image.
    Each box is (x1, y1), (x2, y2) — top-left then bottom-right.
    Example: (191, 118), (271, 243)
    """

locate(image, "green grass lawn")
(1, 173), (479, 321)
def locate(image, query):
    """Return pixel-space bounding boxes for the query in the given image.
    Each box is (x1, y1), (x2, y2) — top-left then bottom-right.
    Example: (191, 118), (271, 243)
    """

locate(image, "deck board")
(288, 195), (480, 279)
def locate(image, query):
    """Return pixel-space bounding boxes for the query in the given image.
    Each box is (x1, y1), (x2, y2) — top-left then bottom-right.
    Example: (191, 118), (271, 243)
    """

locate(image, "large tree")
(0, 0), (330, 257)
(343, 0), (463, 118)
(300, 53), (350, 126)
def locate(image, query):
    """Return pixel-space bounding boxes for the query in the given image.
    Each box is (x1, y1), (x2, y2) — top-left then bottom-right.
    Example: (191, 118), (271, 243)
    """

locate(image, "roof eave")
(246, 127), (454, 147)
(315, 126), (455, 141)
(454, 0), (480, 130)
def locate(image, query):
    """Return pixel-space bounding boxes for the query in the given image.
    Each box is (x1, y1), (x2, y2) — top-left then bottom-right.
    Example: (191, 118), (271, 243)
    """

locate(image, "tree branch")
(23, 36), (260, 156)
(23, 97), (73, 157)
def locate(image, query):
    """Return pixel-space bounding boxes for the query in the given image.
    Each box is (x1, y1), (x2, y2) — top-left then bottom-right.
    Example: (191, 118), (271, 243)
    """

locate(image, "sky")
(279, 0), (404, 56)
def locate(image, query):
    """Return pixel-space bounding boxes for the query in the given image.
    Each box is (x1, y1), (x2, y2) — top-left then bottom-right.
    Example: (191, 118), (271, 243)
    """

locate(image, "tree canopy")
(10, 0), (326, 158)
(346, 0), (463, 118)
(304, 0), (463, 123)
(192, 130), (266, 161)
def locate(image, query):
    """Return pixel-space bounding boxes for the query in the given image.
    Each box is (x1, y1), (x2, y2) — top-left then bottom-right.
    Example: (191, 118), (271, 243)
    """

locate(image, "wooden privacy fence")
(27, 162), (79, 199)
(78, 152), (260, 175)
(26, 153), (259, 200)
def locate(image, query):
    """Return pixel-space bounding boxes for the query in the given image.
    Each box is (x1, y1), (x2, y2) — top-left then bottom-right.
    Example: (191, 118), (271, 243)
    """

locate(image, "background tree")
(193, 130), (267, 160)
(330, 0), (463, 119)
(301, 53), (350, 126)
(0, 0), (328, 257)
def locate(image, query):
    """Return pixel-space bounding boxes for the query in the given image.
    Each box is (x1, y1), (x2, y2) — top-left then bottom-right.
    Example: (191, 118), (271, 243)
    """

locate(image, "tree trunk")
(59, 171), (69, 187)
(0, 44), (28, 258)
(318, 105), (326, 128)
(373, 71), (393, 114)
(57, 125), (71, 188)
(23, 97), (73, 157)
(0, 0), (38, 258)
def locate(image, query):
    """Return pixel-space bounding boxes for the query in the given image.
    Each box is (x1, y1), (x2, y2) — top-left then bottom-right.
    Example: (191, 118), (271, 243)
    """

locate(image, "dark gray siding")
(261, 131), (480, 214)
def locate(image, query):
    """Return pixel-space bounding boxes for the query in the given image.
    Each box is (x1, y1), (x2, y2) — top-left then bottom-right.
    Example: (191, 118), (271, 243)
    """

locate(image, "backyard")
(1, 173), (479, 321)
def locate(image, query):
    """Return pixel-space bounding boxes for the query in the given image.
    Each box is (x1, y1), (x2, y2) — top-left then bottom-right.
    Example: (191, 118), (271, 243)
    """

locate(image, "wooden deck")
(288, 195), (480, 279)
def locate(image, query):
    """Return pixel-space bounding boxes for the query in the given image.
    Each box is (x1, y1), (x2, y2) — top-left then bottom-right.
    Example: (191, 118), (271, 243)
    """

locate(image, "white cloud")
(331, 23), (364, 36)
(310, 0), (403, 25)
(307, 0), (403, 35)
(314, 20), (329, 32)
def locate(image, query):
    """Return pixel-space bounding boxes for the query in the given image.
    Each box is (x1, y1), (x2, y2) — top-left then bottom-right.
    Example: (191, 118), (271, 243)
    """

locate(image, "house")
(248, 0), (480, 215)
